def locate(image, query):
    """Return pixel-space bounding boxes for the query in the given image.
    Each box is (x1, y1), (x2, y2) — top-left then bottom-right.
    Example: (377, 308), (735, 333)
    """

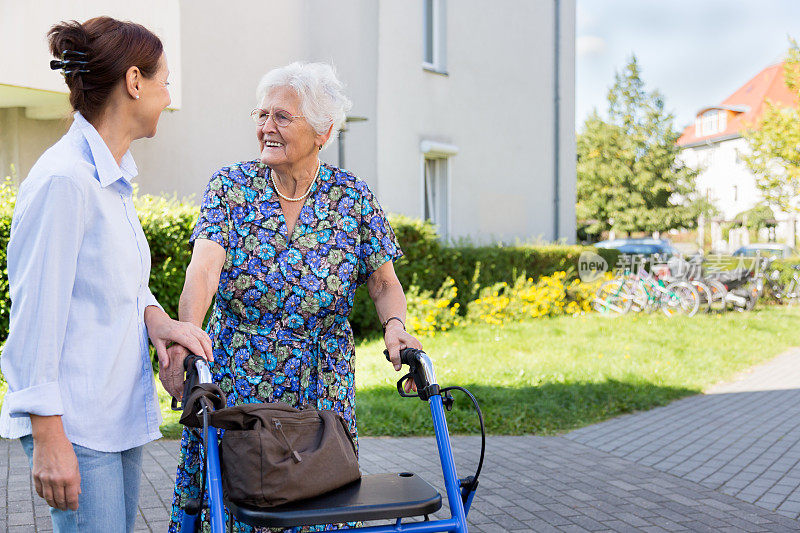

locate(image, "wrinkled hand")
(384, 324), (423, 392)
(31, 420), (80, 511)
(160, 344), (190, 399)
(144, 307), (212, 380)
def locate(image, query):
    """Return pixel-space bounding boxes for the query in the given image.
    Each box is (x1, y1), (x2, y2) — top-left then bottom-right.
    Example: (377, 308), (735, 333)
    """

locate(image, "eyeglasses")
(250, 108), (304, 127)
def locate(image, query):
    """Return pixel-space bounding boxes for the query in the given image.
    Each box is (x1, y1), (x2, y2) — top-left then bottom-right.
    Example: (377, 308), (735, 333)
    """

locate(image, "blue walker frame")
(180, 350), (477, 533)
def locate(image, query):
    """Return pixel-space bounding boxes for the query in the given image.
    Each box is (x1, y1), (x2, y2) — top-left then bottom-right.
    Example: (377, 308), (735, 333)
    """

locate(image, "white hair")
(256, 62), (353, 150)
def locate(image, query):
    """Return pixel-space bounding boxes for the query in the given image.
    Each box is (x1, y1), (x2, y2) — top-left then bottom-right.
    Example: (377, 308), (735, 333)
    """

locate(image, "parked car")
(732, 243), (799, 259)
(594, 238), (682, 258)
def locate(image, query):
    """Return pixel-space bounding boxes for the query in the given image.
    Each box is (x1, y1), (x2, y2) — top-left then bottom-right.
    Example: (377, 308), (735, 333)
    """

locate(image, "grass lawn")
(157, 306), (800, 439)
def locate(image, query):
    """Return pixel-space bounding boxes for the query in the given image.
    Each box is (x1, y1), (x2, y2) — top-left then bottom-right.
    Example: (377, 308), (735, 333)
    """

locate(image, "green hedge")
(351, 216), (621, 336)
(135, 194), (198, 320)
(0, 184), (620, 342)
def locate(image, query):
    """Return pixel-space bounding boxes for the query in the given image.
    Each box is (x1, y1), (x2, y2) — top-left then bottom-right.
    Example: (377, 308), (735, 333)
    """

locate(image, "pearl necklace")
(270, 160), (321, 202)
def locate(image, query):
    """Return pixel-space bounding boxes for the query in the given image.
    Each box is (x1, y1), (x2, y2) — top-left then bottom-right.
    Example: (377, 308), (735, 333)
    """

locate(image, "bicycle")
(628, 268), (700, 317)
(592, 275), (635, 315)
(657, 257), (726, 314)
(710, 267), (759, 312)
(766, 263), (800, 304)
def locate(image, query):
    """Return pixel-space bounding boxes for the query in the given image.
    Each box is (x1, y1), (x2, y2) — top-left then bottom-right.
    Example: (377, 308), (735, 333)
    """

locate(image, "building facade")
(677, 63), (799, 252)
(1, 0), (576, 243)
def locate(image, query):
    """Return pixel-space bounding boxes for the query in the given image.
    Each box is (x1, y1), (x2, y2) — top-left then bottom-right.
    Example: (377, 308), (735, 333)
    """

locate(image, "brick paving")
(3, 348), (800, 531)
(566, 347), (800, 523)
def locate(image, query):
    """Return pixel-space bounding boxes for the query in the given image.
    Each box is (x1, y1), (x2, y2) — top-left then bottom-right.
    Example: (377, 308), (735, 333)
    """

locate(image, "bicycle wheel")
(593, 278), (634, 315)
(704, 279), (727, 313)
(661, 281), (700, 317)
(630, 279), (660, 313)
(690, 280), (712, 314)
(744, 283), (759, 311)
(785, 278), (800, 305)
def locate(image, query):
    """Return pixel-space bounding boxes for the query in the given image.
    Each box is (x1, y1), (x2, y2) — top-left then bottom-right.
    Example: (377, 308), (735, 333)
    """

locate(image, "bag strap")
(207, 401), (317, 430)
(180, 383), (227, 427)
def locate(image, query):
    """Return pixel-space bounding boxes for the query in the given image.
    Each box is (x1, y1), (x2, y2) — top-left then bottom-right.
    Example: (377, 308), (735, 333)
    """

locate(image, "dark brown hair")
(48, 16), (163, 122)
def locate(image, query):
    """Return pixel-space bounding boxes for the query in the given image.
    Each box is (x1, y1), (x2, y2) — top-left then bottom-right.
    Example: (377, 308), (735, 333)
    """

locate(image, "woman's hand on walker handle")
(159, 344), (190, 399)
(384, 323), (423, 392)
(30, 415), (81, 511)
(144, 306), (213, 396)
(145, 306), (212, 363)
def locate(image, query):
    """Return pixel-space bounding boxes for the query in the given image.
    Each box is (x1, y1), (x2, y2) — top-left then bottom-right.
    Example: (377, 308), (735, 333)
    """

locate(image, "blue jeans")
(20, 434), (143, 533)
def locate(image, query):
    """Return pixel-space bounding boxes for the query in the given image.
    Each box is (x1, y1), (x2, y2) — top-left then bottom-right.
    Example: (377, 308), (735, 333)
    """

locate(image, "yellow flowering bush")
(465, 271), (600, 325)
(405, 277), (460, 336)
(0, 176), (16, 212)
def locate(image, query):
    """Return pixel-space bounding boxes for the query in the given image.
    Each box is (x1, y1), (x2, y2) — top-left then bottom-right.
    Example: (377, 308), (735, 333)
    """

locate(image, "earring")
(135, 95), (140, 100)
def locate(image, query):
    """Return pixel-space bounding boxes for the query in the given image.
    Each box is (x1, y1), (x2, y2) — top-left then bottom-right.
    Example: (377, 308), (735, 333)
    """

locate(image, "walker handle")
(384, 346), (424, 367)
(384, 348), (439, 400)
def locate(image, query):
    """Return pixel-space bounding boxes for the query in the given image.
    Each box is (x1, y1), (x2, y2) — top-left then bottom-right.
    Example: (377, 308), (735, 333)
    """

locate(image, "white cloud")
(577, 35), (607, 58)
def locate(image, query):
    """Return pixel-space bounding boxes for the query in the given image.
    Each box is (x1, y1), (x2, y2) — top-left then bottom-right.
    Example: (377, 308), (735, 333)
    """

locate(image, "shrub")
(134, 192), (198, 319)
(0, 181), (621, 346)
(405, 277), (460, 336)
(465, 272), (601, 325)
(0, 178), (17, 341)
(350, 217), (621, 336)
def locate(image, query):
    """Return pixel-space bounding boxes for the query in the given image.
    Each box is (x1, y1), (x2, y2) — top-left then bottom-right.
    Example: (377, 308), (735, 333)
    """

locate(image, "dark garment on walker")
(181, 383), (361, 508)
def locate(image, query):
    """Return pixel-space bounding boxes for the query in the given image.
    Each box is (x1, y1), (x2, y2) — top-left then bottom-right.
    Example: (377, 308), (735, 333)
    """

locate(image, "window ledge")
(421, 140), (458, 156)
(422, 64), (449, 76)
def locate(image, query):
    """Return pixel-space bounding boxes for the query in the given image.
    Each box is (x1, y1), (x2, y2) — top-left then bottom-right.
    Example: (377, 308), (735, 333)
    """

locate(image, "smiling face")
(256, 86), (324, 173)
(137, 53), (171, 138)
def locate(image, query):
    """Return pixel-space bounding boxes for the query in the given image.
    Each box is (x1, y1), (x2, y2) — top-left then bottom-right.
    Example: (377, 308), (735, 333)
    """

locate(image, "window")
(700, 110), (725, 136)
(701, 111), (717, 135)
(423, 157), (448, 237)
(420, 141), (458, 238)
(423, 0), (446, 72)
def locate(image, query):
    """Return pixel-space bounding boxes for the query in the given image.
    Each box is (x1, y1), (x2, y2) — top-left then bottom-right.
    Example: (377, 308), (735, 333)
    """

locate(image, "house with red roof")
(677, 62), (799, 252)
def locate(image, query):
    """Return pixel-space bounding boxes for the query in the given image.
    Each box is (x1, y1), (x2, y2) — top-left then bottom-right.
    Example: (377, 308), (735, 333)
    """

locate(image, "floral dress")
(168, 160), (402, 532)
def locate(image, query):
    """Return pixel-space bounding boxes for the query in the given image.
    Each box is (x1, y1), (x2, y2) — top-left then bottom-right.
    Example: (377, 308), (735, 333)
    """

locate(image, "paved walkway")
(4, 349), (800, 532)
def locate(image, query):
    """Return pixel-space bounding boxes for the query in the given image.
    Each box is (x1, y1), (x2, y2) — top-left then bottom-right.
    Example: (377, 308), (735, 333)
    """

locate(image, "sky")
(576, 0), (800, 132)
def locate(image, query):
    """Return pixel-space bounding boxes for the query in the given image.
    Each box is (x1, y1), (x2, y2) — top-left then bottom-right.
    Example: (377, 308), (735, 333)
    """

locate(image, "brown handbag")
(180, 383), (361, 507)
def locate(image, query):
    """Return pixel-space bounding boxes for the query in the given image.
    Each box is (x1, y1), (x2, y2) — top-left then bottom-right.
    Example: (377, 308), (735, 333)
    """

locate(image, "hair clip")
(49, 50), (90, 76)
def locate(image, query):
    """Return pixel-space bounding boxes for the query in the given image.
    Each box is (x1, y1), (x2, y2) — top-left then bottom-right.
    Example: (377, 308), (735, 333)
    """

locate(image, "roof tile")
(677, 63), (798, 146)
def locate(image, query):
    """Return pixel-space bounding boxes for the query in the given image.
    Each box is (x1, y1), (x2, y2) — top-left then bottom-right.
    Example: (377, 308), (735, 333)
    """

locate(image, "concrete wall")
(0, 0), (181, 107)
(0, 109), (66, 181)
(680, 137), (798, 250)
(2, 0), (576, 244)
(0, 0), (180, 180)
(131, 0), (380, 198)
(375, 0), (575, 243)
(681, 138), (760, 220)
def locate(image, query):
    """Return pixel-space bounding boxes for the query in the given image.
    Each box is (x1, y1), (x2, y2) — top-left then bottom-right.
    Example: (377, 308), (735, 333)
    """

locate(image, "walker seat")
(227, 472), (442, 528)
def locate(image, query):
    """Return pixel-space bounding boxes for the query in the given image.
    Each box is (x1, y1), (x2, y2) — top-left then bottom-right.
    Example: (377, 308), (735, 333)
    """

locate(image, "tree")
(576, 56), (706, 236)
(743, 40), (800, 214)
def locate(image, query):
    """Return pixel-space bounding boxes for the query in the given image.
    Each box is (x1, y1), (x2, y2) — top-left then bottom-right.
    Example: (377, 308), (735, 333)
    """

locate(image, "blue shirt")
(0, 113), (163, 452)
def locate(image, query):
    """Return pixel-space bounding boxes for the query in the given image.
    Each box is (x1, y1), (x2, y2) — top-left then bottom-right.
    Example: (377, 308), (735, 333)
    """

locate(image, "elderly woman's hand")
(159, 344), (190, 399)
(144, 306), (213, 398)
(384, 322), (423, 392)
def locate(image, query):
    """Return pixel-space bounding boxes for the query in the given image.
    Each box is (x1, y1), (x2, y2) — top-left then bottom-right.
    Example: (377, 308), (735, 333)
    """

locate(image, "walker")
(177, 347), (485, 533)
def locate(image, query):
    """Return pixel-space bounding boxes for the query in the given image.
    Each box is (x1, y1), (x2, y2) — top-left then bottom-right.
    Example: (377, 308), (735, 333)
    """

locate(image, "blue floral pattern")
(168, 160), (402, 532)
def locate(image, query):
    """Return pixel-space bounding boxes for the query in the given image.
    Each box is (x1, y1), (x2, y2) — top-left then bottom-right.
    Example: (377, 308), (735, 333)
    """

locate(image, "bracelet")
(382, 316), (405, 332)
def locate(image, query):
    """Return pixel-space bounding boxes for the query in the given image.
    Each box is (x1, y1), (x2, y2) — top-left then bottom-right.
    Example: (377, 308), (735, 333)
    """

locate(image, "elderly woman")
(166, 62), (422, 532)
